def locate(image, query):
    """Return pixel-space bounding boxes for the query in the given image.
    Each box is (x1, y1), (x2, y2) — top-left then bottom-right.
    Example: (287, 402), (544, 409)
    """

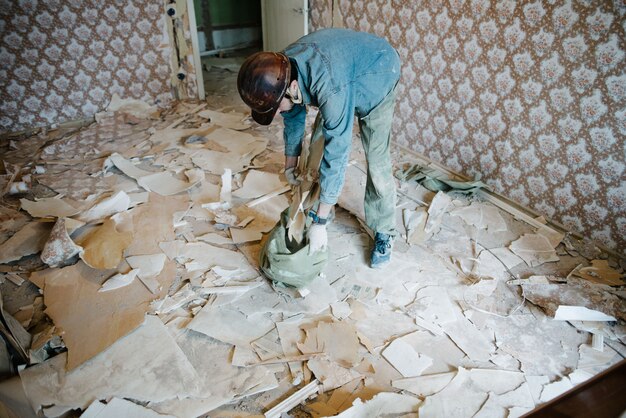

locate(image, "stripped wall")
(0, 0), (198, 134)
(310, 0), (626, 254)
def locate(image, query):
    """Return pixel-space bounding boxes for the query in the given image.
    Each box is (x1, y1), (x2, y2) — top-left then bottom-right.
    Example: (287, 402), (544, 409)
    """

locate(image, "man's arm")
(316, 90), (355, 211)
(281, 104), (307, 159)
(306, 90), (354, 253)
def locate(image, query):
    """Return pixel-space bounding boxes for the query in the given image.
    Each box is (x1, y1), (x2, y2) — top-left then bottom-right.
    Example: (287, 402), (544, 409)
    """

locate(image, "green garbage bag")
(259, 208), (328, 288)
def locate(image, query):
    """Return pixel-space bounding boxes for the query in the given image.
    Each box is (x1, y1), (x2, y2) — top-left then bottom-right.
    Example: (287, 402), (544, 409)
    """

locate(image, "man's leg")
(358, 86), (398, 268)
(358, 86), (398, 237)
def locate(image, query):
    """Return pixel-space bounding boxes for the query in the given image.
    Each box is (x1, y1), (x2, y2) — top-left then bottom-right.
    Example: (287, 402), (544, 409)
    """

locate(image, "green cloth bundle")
(395, 164), (489, 194)
(259, 208), (328, 288)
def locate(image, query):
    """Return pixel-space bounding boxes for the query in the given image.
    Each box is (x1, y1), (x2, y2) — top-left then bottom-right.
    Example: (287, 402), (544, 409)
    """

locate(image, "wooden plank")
(186, 0), (206, 100)
(264, 380), (320, 418)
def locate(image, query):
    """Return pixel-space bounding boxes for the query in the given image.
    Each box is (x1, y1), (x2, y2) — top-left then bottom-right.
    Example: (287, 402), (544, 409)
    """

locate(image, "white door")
(261, 0), (308, 52)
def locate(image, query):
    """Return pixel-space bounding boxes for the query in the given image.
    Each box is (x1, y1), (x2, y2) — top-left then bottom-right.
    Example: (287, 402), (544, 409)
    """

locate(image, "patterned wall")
(0, 0), (174, 133)
(310, 0), (626, 254)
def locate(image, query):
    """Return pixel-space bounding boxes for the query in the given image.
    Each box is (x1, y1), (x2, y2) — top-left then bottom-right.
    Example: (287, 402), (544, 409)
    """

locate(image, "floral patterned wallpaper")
(0, 0), (174, 133)
(310, 0), (626, 254)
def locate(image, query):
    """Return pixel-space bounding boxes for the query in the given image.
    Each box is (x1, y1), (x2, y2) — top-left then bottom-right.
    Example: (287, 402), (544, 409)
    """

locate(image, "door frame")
(185, 0), (206, 100)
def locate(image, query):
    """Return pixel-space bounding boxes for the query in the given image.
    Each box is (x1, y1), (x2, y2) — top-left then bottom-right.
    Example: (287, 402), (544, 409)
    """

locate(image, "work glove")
(284, 167), (301, 186)
(307, 223), (327, 254)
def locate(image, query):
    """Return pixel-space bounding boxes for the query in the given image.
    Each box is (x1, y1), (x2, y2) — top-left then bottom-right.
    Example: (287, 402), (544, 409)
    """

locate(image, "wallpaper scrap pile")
(0, 99), (624, 417)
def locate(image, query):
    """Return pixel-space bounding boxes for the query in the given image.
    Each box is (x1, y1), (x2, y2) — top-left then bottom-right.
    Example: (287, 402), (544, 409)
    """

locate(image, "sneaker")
(370, 232), (392, 269)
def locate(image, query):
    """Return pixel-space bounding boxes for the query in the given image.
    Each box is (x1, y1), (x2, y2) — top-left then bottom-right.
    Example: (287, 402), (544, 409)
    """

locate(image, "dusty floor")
(0, 56), (624, 418)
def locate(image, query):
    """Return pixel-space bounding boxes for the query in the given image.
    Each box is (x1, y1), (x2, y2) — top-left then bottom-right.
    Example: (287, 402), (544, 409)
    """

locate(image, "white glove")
(284, 167), (301, 186)
(307, 224), (327, 254)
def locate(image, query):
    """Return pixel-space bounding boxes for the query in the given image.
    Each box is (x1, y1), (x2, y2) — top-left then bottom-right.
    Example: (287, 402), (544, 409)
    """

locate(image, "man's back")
(284, 28), (400, 117)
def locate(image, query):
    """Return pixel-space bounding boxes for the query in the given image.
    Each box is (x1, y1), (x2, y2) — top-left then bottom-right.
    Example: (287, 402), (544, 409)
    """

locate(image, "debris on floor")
(0, 92), (624, 418)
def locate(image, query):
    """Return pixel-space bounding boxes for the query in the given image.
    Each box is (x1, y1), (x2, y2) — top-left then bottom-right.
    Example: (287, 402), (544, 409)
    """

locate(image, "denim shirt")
(282, 28), (400, 206)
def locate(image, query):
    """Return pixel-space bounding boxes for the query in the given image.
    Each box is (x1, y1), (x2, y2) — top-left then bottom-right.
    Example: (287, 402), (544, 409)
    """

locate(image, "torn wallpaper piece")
(232, 170), (286, 200)
(418, 368), (488, 417)
(349, 301), (418, 350)
(220, 169), (232, 203)
(382, 337), (433, 377)
(332, 392), (421, 417)
(106, 154), (199, 196)
(184, 128), (268, 175)
(197, 109), (251, 130)
(518, 277), (626, 322)
(442, 317), (496, 363)
(307, 357), (361, 392)
(19, 316), (200, 412)
(509, 234), (559, 267)
(313, 321), (360, 367)
(76, 191), (131, 223)
(0, 288), (32, 363)
(450, 202), (507, 232)
(187, 304), (274, 346)
(160, 240), (257, 278)
(106, 94), (160, 120)
(196, 233), (234, 245)
(123, 194), (189, 256)
(148, 329), (277, 418)
(41, 260), (168, 370)
(236, 193), (290, 234)
(472, 247), (524, 281)
(41, 218), (83, 267)
(99, 269), (140, 293)
(392, 372), (456, 398)
(82, 397), (175, 418)
(553, 306), (617, 322)
(403, 207), (428, 245)
(424, 191), (452, 238)
(126, 254), (167, 294)
(0, 222), (53, 265)
(384, 330), (465, 376)
(76, 218), (133, 270)
(20, 197), (80, 219)
(229, 227), (263, 244)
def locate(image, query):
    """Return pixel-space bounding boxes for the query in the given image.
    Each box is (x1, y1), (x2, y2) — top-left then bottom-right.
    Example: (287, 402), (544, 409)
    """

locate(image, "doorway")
(190, 0), (308, 100)
(194, 0), (263, 57)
